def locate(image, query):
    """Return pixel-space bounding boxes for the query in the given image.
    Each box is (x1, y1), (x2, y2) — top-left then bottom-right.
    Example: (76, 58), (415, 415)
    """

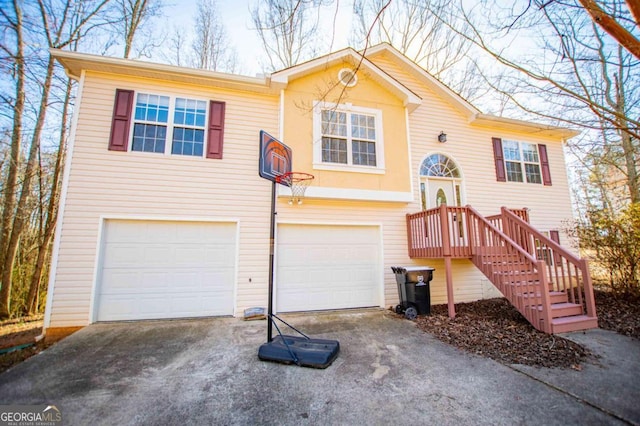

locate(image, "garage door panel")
(204, 245), (236, 265)
(276, 225), (381, 312)
(96, 220), (236, 321)
(100, 270), (170, 293)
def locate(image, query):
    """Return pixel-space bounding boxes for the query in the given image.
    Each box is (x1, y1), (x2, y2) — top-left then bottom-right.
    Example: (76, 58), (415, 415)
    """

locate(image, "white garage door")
(276, 224), (381, 312)
(96, 220), (236, 321)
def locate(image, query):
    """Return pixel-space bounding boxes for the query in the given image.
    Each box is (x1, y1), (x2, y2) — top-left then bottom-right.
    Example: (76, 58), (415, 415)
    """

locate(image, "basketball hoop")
(276, 172), (314, 205)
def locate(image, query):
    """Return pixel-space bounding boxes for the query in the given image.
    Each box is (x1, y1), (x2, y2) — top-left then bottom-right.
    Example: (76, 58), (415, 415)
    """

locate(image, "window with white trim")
(132, 93), (207, 157)
(314, 102), (384, 172)
(502, 140), (542, 184)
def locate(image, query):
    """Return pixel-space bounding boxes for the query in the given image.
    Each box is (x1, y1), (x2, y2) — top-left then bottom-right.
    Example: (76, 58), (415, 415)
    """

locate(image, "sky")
(158, 0), (355, 76)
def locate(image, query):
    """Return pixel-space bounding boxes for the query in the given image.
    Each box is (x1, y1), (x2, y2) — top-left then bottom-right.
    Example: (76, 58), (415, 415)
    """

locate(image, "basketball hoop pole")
(267, 180), (276, 342)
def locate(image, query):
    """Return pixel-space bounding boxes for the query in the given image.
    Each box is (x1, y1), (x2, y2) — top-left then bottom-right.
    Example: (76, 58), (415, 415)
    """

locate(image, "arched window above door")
(420, 154), (460, 178)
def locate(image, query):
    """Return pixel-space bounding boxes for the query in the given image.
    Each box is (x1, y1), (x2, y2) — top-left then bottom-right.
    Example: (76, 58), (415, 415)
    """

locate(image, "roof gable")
(270, 47), (422, 112)
(365, 43), (480, 118)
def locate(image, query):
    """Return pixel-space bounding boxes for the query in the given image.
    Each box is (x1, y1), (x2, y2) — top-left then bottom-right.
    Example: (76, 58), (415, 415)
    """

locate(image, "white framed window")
(502, 140), (542, 184)
(313, 101), (385, 173)
(131, 93), (208, 157)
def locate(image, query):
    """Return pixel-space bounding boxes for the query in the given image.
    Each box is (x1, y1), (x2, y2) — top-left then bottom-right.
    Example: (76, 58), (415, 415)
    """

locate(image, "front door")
(427, 179), (456, 208)
(421, 177), (465, 242)
(421, 178), (460, 209)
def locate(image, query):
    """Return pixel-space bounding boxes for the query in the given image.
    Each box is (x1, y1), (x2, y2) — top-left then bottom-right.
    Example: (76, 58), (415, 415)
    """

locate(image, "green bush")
(569, 204), (640, 296)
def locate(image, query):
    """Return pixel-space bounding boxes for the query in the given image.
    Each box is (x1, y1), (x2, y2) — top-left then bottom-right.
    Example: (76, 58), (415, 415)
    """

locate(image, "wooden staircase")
(406, 205), (598, 334)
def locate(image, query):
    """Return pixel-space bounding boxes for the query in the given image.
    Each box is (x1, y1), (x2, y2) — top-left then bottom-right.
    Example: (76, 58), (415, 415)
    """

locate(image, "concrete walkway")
(0, 310), (637, 425)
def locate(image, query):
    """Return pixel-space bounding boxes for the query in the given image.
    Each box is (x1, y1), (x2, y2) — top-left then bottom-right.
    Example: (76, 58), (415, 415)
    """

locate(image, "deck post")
(444, 257), (455, 318)
(440, 205), (455, 318)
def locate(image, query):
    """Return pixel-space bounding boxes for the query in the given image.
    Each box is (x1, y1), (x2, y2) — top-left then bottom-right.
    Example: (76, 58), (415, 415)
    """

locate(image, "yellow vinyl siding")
(282, 62), (411, 193)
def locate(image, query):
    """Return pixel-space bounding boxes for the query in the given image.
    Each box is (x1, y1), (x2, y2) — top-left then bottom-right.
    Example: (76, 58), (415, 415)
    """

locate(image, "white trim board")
(278, 186), (413, 203)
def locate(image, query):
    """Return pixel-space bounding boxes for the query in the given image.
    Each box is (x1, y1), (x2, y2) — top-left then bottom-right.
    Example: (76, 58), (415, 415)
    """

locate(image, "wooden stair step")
(502, 279), (555, 291)
(519, 291), (568, 304)
(483, 260), (529, 265)
(550, 315), (598, 333)
(531, 302), (583, 318)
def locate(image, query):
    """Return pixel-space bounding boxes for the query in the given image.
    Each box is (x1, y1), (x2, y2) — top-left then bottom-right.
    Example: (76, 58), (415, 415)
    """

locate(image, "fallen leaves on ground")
(412, 298), (590, 368)
(594, 289), (640, 339)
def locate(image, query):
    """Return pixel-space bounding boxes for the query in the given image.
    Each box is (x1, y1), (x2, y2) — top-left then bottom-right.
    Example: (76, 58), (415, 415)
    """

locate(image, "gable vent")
(338, 68), (357, 87)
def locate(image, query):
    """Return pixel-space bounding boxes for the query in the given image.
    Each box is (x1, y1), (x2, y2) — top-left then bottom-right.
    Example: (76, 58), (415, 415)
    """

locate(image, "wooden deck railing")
(466, 206), (553, 333)
(407, 206), (529, 259)
(486, 208), (529, 231)
(499, 207), (597, 319)
(406, 205), (471, 259)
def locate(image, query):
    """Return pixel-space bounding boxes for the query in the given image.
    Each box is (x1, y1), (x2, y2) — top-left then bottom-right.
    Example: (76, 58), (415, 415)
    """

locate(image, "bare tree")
(24, 77), (72, 315)
(353, 0), (467, 75)
(191, 0), (237, 72)
(430, 0), (639, 205)
(251, 0), (327, 71)
(0, 0), (28, 319)
(117, 0), (164, 59)
(0, 0), (110, 318)
(164, 26), (188, 67)
(578, 0), (640, 60)
(352, 0), (488, 103)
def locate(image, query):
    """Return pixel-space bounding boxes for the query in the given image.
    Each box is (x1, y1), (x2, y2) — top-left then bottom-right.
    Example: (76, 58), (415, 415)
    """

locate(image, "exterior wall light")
(438, 131), (447, 143)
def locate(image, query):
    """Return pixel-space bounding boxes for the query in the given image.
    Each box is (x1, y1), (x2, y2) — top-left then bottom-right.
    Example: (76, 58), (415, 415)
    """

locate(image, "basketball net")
(277, 172), (314, 205)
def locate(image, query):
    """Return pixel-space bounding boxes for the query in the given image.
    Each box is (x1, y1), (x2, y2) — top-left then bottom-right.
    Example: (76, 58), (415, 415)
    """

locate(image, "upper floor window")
(492, 137), (551, 185)
(132, 93), (207, 157)
(108, 89), (225, 159)
(313, 101), (384, 173)
(502, 140), (542, 184)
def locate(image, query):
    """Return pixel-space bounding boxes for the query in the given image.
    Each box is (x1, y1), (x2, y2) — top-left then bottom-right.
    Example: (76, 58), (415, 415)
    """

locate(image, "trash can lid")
(397, 266), (435, 272)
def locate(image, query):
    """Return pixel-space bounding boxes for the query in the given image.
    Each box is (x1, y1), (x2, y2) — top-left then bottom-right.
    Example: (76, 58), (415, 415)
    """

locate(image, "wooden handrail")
(486, 208), (529, 232)
(465, 205), (553, 333)
(466, 205), (539, 264)
(500, 207), (597, 318)
(501, 207), (579, 263)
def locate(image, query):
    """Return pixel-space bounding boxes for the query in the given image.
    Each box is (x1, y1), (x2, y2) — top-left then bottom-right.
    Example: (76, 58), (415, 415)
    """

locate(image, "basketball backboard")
(259, 130), (292, 183)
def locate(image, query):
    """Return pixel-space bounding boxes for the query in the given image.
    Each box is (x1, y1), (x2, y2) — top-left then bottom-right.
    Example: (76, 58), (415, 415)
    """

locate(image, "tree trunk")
(0, 55), (55, 319)
(25, 78), (71, 315)
(620, 128), (639, 203)
(0, 0), (26, 319)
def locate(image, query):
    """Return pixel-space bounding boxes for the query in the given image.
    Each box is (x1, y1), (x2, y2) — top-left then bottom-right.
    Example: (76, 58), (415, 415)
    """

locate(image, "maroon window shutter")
(538, 144), (552, 186)
(492, 137), (506, 182)
(206, 101), (226, 159)
(108, 89), (134, 151)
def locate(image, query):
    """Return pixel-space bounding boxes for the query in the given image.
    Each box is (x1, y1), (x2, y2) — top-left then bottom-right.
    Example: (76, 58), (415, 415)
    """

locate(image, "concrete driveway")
(0, 310), (638, 425)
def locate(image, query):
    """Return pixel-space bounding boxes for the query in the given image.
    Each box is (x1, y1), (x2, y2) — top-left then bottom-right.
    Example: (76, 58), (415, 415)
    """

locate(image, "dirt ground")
(0, 315), (50, 374)
(0, 289), (637, 374)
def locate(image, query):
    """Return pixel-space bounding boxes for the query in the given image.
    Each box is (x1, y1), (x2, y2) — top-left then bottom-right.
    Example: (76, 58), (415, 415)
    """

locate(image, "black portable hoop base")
(258, 314), (340, 368)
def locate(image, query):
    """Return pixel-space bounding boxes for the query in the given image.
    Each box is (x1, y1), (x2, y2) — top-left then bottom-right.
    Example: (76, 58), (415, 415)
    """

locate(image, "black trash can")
(391, 266), (434, 319)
